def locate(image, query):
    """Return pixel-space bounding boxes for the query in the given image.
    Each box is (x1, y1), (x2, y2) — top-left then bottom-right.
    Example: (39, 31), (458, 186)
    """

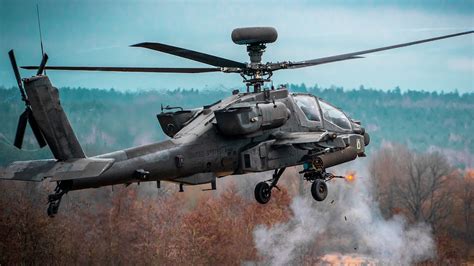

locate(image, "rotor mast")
(231, 27), (277, 93)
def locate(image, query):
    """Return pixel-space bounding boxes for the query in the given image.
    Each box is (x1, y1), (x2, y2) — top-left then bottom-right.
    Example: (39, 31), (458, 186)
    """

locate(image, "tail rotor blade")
(27, 108), (47, 148)
(8, 50), (28, 102)
(36, 53), (49, 76)
(14, 110), (28, 149)
(9, 50), (47, 149)
(8, 50), (22, 87)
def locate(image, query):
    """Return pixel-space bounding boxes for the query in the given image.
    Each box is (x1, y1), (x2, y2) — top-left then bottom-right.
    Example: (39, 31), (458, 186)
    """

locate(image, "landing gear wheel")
(46, 181), (71, 217)
(47, 202), (59, 217)
(311, 180), (328, 201)
(255, 182), (272, 204)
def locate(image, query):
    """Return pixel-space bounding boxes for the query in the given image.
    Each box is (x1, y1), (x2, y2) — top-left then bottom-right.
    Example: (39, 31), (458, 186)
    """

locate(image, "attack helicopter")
(2, 27), (473, 216)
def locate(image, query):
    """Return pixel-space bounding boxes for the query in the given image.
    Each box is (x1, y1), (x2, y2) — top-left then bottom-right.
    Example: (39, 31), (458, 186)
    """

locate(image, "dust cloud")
(252, 161), (436, 265)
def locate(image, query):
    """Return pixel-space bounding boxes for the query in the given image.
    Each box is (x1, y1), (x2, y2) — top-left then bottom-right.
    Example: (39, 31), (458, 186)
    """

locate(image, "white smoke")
(253, 162), (436, 265)
(253, 197), (330, 265)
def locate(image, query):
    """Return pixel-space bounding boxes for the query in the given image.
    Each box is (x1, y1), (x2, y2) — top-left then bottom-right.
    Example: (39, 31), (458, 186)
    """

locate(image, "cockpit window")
(294, 95), (321, 122)
(318, 100), (351, 130)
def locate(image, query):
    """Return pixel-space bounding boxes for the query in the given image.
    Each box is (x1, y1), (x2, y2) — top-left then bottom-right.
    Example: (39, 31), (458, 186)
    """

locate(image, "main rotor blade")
(21, 66), (222, 73)
(36, 53), (49, 76)
(27, 108), (47, 148)
(14, 110), (28, 149)
(131, 42), (246, 68)
(285, 30), (474, 69)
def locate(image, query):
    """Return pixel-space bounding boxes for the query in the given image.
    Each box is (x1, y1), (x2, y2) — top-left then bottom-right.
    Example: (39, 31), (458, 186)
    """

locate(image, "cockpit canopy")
(293, 94), (352, 131)
(293, 94), (321, 122)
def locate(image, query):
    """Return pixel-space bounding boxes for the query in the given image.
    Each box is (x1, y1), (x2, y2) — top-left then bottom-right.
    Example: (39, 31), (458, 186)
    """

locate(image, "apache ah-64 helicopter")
(2, 27), (473, 216)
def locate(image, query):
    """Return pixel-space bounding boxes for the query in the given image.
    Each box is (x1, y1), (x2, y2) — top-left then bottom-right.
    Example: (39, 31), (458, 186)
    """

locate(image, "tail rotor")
(8, 49), (47, 149)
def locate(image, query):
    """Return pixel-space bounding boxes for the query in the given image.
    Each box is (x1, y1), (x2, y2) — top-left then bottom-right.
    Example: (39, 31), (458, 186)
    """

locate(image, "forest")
(1, 84), (473, 166)
(0, 84), (473, 264)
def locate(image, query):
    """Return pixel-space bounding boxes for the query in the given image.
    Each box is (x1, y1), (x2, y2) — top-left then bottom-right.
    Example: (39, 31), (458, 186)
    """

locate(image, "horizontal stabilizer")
(0, 158), (114, 182)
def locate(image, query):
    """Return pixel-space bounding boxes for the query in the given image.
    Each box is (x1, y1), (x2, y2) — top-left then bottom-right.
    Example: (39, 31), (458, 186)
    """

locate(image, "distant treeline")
(0, 84), (473, 166)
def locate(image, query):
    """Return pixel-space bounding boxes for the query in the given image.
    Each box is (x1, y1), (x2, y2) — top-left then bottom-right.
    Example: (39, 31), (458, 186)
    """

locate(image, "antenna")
(36, 4), (44, 55)
(36, 4), (45, 73)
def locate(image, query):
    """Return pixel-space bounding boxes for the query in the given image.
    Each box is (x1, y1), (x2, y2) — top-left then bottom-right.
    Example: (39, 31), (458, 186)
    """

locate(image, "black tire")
(311, 180), (328, 201)
(254, 182), (272, 204)
(47, 203), (58, 217)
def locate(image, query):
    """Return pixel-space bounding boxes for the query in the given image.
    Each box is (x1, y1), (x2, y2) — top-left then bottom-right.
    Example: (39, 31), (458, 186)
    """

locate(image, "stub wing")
(273, 132), (327, 146)
(0, 158), (114, 182)
(272, 131), (346, 149)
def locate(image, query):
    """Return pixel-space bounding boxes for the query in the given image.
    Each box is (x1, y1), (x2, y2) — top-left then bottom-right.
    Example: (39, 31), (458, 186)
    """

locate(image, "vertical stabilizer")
(23, 75), (85, 160)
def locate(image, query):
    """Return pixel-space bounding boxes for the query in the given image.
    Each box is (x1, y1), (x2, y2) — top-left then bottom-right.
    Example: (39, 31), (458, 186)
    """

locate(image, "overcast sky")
(1, 0), (473, 92)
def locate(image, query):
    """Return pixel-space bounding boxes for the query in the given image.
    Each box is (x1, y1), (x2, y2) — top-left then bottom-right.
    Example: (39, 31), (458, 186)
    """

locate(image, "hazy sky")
(1, 0), (473, 92)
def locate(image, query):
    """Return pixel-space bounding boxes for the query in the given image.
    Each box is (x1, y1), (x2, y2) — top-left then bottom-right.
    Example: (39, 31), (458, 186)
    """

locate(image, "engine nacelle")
(215, 102), (290, 136)
(157, 109), (200, 137)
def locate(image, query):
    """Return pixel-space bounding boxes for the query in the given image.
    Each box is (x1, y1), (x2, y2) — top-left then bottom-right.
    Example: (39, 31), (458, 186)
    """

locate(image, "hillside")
(1, 84), (473, 264)
(0, 84), (473, 166)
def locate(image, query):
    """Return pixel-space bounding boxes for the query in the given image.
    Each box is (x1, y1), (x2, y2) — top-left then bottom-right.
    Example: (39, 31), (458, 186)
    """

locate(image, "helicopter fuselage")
(70, 88), (367, 191)
(4, 26), (471, 216)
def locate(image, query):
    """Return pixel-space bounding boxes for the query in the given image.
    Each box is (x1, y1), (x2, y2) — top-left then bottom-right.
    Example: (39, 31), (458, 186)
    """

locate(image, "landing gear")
(252, 166), (341, 204)
(47, 200), (60, 217)
(47, 181), (71, 217)
(300, 166), (343, 203)
(254, 167), (285, 204)
(254, 182), (271, 204)
(311, 179), (328, 201)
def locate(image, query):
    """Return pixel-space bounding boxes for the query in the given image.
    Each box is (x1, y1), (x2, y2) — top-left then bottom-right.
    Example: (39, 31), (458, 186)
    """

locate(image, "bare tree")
(369, 144), (411, 218)
(399, 151), (452, 231)
(370, 145), (454, 233)
(460, 170), (473, 243)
